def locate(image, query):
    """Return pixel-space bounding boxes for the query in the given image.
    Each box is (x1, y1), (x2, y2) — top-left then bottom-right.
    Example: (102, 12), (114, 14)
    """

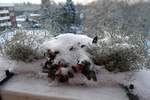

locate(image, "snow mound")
(41, 33), (93, 66)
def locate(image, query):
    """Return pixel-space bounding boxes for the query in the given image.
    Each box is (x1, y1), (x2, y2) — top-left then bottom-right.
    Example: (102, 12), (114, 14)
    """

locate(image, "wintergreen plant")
(3, 30), (51, 62)
(87, 31), (148, 72)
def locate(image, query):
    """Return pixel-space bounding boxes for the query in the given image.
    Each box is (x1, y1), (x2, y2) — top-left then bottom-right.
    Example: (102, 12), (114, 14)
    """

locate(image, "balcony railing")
(0, 16), (10, 21)
(0, 22), (11, 27)
(0, 10), (9, 14)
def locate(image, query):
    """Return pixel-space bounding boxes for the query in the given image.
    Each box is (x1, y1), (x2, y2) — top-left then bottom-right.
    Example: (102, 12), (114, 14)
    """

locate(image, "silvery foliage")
(87, 31), (148, 72)
(1, 30), (52, 62)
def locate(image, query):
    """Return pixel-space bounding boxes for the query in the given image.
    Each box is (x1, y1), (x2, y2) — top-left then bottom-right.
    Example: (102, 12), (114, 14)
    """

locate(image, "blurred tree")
(56, 0), (77, 33)
(40, 0), (81, 34)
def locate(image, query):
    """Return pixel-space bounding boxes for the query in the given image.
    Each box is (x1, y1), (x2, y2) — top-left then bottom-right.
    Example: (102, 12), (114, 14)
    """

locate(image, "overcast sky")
(0, 0), (96, 5)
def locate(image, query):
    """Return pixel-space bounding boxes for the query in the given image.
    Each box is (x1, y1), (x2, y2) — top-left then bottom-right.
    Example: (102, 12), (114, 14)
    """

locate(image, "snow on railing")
(0, 16), (10, 20)
(0, 10), (9, 14)
(0, 22), (11, 27)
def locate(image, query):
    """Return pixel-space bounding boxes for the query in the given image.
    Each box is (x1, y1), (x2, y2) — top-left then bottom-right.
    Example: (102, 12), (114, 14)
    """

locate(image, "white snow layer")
(0, 33), (150, 100)
(41, 33), (93, 66)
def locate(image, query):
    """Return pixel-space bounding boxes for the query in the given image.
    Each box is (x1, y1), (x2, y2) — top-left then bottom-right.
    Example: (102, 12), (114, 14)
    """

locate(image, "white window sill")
(0, 74), (128, 100)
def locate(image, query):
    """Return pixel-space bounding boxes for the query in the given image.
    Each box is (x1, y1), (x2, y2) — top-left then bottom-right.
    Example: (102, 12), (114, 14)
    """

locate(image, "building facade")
(0, 3), (17, 31)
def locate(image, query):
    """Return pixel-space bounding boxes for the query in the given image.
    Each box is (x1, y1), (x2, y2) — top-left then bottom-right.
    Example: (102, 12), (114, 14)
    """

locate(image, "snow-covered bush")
(3, 30), (51, 62)
(5, 43), (40, 62)
(88, 31), (147, 72)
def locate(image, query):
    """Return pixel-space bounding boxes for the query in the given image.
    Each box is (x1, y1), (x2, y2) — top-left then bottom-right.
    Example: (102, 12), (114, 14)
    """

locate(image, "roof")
(30, 13), (41, 17)
(14, 4), (40, 12)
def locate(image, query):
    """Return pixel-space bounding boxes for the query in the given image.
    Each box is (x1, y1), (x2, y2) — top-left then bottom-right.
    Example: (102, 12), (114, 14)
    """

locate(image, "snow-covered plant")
(41, 33), (147, 85)
(5, 43), (39, 62)
(41, 33), (95, 83)
(3, 30), (51, 62)
(87, 31), (148, 72)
